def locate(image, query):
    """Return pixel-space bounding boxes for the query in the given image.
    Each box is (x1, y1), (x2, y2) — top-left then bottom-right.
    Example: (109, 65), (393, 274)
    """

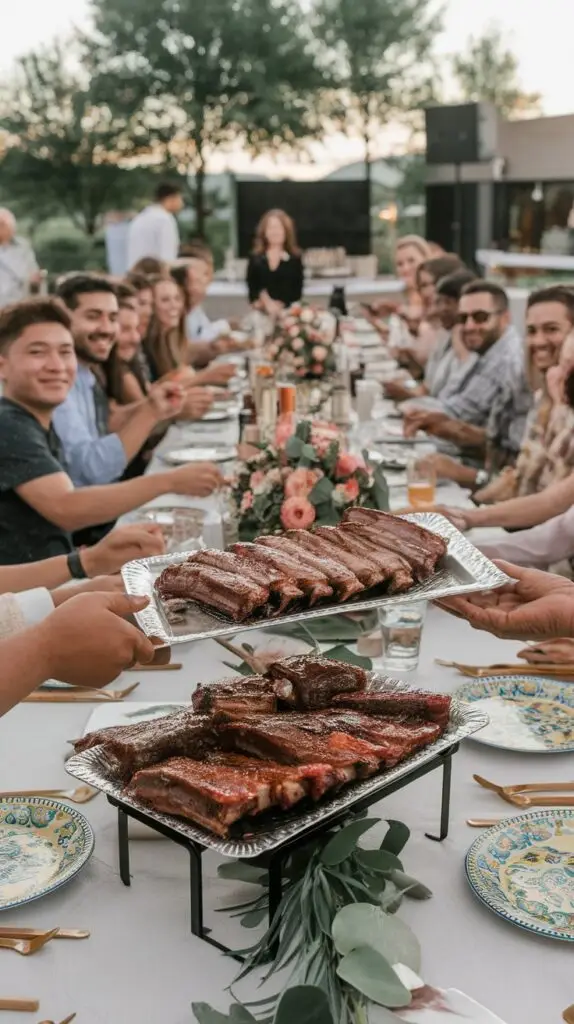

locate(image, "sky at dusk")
(1, 0), (571, 177)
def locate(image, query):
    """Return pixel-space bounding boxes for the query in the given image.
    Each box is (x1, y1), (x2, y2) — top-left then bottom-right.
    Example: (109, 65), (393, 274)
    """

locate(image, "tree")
(452, 25), (542, 120)
(313, 0), (442, 191)
(0, 40), (156, 234)
(88, 0), (327, 237)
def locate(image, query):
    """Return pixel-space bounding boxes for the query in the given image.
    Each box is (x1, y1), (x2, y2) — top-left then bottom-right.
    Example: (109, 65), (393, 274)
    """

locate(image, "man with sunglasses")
(403, 281), (529, 474)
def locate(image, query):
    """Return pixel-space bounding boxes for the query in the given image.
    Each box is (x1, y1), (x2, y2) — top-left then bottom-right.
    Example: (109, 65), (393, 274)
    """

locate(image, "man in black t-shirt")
(0, 298), (224, 565)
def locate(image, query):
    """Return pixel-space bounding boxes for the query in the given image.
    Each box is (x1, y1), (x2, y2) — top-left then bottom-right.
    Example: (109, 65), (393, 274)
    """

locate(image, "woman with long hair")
(246, 209), (304, 315)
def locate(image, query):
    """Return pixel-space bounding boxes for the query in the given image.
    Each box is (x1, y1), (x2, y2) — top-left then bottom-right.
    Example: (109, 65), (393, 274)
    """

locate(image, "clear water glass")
(378, 601), (426, 672)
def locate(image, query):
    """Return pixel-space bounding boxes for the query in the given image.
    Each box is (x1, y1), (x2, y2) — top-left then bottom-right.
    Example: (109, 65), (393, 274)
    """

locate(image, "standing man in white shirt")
(127, 182), (184, 269)
(0, 208), (41, 309)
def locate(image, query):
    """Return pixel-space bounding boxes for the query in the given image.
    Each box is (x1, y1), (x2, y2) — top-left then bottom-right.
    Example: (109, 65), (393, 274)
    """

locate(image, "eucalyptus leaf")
(381, 821), (411, 858)
(273, 986), (334, 1024)
(336, 946), (412, 1008)
(229, 1005), (258, 1024)
(315, 504), (341, 527)
(309, 476), (335, 506)
(380, 882), (404, 914)
(372, 463), (390, 512)
(332, 903), (421, 973)
(389, 870), (432, 900)
(222, 661), (256, 677)
(241, 908), (268, 928)
(285, 435), (304, 459)
(302, 616), (363, 642)
(218, 861), (268, 885)
(321, 645), (373, 670)
(321, 819), (380, 866)
(300, 442), (319, 463)
(355, 849), (403, 874)
(192, 1003), (230, 1024)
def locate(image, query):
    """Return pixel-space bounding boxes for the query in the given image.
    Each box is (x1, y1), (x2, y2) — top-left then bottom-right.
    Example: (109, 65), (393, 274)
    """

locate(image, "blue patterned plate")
(0, 797), (94, 910)
(453, 675), (574, 753)
(466, 808), (574, 941)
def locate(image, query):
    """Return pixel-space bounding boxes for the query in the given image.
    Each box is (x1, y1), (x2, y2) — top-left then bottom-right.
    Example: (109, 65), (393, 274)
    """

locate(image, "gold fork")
(474, 774), (574, 807)
(24, 682), (140, 703)
(563, 1006), (574, 1024)
(37, 1015), (76, 1024)
(0, 786), (97, 805)
(0, 929), (58, 956)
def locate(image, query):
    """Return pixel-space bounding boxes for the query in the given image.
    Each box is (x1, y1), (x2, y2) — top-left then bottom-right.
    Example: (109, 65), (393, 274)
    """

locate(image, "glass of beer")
(407, 456), (436, 508)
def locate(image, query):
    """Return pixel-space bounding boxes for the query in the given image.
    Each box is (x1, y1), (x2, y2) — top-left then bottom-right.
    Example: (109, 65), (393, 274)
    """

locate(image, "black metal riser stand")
(108, 744), (457, 959)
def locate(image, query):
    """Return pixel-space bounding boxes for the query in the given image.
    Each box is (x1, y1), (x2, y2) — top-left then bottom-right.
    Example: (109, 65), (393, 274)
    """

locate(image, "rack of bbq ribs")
(155, 507), (448, 623)
(72, 656), (452, 838)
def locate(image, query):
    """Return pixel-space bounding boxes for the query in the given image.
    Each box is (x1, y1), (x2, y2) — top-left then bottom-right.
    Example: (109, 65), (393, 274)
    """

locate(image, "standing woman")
(247, 209), (304, 316)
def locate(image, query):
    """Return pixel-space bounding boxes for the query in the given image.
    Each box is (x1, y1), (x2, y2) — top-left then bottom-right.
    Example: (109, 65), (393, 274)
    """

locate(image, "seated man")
(421, 284), (574, 495)
(53, 274), (180, 488)
(402, 281), (531, 470)
(0, 298), (223, 564)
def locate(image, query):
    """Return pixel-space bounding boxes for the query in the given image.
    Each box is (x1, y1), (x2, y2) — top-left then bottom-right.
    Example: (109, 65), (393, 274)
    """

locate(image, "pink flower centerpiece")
(232, 418), (389, 540)
(268, 304), (337, 380)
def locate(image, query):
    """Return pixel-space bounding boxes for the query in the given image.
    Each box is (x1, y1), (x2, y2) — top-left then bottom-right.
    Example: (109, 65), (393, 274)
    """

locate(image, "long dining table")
(0, 368), (572, 1024)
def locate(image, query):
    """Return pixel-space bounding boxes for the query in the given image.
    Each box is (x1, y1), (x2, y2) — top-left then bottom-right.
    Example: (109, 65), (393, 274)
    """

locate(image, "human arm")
(383, 380), (427, 402)
(480, 505), (574, 569)
(450, 473), (574, 531)
(419, 452), (479, 488)
(0, 523), (165, 593)
(436, 560), (574, 641)
(16, 462), (224, 533)
(517, 637), (574, 665)
(286, 256), (304, 305)
(247, 256), (263, 304)
(0, 592), (154, 716)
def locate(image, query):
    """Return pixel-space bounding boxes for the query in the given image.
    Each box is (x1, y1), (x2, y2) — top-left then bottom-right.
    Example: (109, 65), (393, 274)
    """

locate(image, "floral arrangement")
(193, 815), (434, 1024)
(266, 303), (337, 379)
(232, 418), (389, 541)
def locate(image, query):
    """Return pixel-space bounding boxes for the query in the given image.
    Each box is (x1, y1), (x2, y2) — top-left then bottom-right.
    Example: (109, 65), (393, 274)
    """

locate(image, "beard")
(74, 333), (115, 364)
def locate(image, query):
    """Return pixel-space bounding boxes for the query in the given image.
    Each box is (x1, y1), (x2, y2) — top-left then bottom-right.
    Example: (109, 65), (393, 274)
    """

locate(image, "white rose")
(291, 338), (304, 352)
(293, 355), (305, 366)
(266, 468), (282, 485)
(300, 309), (314, 323)
(289, 325), (300, 337)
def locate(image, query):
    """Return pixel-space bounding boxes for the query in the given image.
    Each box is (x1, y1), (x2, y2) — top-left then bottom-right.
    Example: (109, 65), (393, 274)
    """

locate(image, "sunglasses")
(457, 310), (499, 325)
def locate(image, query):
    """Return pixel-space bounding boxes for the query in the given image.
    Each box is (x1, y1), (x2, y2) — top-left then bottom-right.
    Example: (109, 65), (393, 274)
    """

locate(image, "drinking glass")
(378, 601), (426, 672)
(407, 457), (436, 508)
(170, 509), (206, 553)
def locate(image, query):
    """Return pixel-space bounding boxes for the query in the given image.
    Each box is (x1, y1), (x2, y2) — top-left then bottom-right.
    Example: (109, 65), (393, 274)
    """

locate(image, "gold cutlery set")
(0, 929), (85, 1015)
(466, 774), (574, 827)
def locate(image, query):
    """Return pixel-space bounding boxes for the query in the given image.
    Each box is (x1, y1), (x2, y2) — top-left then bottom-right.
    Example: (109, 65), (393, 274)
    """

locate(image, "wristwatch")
(67, 550), (88, 580)
(473, 469), (489, 490)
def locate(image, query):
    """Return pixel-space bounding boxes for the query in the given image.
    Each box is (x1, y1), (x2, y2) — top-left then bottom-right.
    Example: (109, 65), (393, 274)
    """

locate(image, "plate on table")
(163, 446), (237, 465)
(0, 798), (94, 911)
(454, 676), (574, 752)
(121, 513), (511, 648)
(466, 808), (574, 941)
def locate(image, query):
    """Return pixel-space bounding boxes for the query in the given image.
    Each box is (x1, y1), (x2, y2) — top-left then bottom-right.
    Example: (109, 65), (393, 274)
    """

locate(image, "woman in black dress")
(246, 209), (304, 315)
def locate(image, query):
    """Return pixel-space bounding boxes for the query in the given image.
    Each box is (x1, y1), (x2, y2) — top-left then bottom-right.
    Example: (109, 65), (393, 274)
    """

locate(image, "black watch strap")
(67, 550), (88, 580)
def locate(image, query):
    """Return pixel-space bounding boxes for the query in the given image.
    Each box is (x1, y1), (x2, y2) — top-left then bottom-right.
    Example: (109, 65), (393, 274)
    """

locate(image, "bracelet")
(67, 550), (88, 580)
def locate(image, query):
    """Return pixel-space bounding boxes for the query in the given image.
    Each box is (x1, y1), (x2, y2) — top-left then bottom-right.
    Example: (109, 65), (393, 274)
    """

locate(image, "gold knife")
(0, 928), (89, 940)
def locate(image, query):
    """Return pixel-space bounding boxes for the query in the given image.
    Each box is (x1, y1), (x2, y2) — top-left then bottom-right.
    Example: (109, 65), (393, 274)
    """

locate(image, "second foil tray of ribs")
(314, 525), (414, 594)
(156, 563), (269, 622)
(343, 507), (448, 563)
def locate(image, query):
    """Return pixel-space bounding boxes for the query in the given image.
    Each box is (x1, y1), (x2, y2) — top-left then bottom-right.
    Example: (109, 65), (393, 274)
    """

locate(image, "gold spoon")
(0, 786), (97, 805)
(0, 930), (58, 956)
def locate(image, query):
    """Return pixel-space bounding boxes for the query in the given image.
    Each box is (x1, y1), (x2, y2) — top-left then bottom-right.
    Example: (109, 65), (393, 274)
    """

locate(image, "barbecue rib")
(156, 563), (269, 621)
(266, 655), (368, 709)
(189, 549), (303, 614)
(230, 543), (333, 606)
(289, 528), (382, 588)
(204, 752), (336, 809)
(340, 523), (434, 583)
(256, 534), (364, 601)
(214, 713), (380, 787)
(73, 710), (215, 780)
(342, 507), (448, 563)
(332, 690), (451, 729)
(192, 676), (277, 715)
(319, 525), (414, 594)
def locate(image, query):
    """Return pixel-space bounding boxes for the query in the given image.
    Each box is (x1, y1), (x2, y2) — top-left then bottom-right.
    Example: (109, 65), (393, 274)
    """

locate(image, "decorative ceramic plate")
(0, 798), (95, 911)
(163, 446), (237, 465)
(454, 675), (574, 752)
(466, 808), (574, 941)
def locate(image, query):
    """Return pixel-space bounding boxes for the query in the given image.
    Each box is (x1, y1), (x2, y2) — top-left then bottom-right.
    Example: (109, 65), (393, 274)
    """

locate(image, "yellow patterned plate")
(466, 809), (574, 941)
(0, 797), (94, 910)
(454, 675), (574, 752)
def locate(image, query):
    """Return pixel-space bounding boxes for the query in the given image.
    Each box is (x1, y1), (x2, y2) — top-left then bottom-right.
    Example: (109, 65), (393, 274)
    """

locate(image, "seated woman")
(246, 209), (304, 315)
(171, 258), (234, 362)
(142, 275), (235, 396)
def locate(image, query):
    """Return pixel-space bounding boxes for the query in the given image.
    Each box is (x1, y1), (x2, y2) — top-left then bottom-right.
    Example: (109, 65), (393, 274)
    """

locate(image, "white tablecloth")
(0, 611), (571, 1024)
(1, 361), (563, 1024)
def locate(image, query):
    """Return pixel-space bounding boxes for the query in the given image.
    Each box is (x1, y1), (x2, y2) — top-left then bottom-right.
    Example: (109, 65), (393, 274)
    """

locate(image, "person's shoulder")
(0, 398), (33, 424)
(13, 235), (34, 252)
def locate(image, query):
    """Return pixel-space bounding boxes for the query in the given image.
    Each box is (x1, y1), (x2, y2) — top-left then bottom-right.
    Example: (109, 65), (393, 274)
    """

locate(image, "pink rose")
(250, 470), (266, 490)
(285, 467), (320, 498)
(335, 452), (366, 479)
(312, 345), (327, 361)
(311, 363), (324, 375)
(240, 490), (254, 511)
(296, 367), (307, 376)
(343, 478), (360, 501)
(280, 496), (316, 530)
(289, 325), (300, 338)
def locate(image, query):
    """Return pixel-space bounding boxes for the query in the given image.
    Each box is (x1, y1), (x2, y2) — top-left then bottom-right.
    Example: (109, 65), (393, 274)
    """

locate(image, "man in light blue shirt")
(53, 275), (178, 488)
